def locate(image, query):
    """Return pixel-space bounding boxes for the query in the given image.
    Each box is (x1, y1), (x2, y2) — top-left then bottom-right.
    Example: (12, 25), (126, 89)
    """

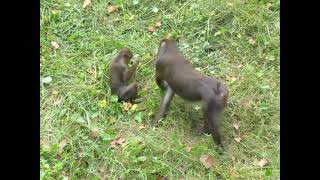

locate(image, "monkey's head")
(119, 48), (133, 64)
(159, 38), (178, 49)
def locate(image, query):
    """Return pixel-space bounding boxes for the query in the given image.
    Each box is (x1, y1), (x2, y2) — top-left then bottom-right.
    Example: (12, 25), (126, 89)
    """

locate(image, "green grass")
(40, 0), (280, 179)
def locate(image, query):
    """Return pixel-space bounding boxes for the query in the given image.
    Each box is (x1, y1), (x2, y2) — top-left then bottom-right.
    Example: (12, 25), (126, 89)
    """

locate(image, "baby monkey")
(109, 48), (139, 102)
(153, 39), (229, 149)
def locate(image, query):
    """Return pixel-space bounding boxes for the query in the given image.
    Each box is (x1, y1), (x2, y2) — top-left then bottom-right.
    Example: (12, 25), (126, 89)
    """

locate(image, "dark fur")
(153, 39), (228, 148)
(109, 48), (139, 102)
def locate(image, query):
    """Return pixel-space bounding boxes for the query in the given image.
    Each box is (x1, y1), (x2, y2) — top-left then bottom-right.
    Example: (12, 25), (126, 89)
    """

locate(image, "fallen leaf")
(165, 33), (172, 39)
(123, 102), (132, 112)
(155, 21), (162, 27)
(53, 99), (61, 106)
(237, 64), (243, 68)
(257, 159), (268, 167)
(58, 138), (69, 154)
(152, 7), (159, 13)
(249, 38), (256, 45)
(139, 124), (146, 130)
(229, 168), (238, 177)
(52, 90), (59, 96)
(133, 0), (139, 5)
(110, 136), (125, 149)
(82, 0), (91, 8)
(129, 15), (135, 20)
(147, 26), (155, 33)
(226, 75), (236, 82)
(131, 104), (138, 111)
(99, 99), (107, 108)
(156, 176), (168, 180)
(227, 2), (234, 6)
(40, 139), (50, 150)
(51, 41), (59, 49)
(266, 55), (275, 61)
(233, 122), (240, 130)
(42, 76), (52, 84)
(90, 128), (99, 139)
(107, 5), (118, 13)
(199, 154), (214, 168)
(186, 145), (192, 152)
(78, 151), (84, 157)
(266, 3), (272, 8)
(234, 137), (242, 143)
(137, 156), (147, 162)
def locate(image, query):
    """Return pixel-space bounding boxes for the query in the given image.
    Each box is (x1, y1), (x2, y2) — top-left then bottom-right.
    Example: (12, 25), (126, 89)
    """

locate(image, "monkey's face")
(120, 48), (133, 64)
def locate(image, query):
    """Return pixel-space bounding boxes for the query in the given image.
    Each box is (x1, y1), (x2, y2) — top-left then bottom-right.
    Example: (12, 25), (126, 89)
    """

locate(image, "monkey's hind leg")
(203, 99), (224, 149)
(118, 83), (138, 102)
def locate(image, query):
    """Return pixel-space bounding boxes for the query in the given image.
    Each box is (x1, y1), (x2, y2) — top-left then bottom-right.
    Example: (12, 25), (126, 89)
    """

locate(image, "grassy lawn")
(40, 0), (279, 179)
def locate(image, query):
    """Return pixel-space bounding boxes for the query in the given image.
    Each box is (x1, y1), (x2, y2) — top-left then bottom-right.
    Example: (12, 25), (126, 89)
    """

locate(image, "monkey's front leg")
(152, 85), (175, 125)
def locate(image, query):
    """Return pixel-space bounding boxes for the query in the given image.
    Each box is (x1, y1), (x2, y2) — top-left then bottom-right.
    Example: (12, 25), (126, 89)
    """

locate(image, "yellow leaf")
(131, 104), (138, 111)
(99, 99), (107, 108)
(123, 102), (132, 112)
(83, 0), (91, 8)
(155, 21), (162, 27)
(226, 75), (236, 82)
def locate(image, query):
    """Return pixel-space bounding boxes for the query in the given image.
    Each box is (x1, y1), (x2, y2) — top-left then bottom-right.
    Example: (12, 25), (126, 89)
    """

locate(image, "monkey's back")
(109, 63), (125, 94)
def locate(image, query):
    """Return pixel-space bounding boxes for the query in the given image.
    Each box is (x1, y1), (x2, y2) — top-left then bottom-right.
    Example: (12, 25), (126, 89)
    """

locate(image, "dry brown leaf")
(185, 145), (192, 152)
(147, 26), (155, 33)
(40, 139), (50, 150)
(51, 41), (60, 49)
(199, 154), (214, 168)
(110, 136), (126, 149)
(234, 137), (242, 143)
(90, 128), (99, 139)
(155, 21), (162, 27)
(123, 102), (132, 112)
(249, 38), (256, 45)
(107, 5), (118, 13)
(229, 168), (238, 177)
(257, 159), (268, 167)
(233, 122), (240, 130)
(82, 0), (91, 8)
(139, 124), (146, 130)
(58, 138), (69, 154)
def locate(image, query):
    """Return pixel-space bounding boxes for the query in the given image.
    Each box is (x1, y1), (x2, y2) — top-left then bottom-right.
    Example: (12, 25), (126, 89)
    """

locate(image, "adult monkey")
(109, 48), (139, 102)
(152, 39), (228, 148)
